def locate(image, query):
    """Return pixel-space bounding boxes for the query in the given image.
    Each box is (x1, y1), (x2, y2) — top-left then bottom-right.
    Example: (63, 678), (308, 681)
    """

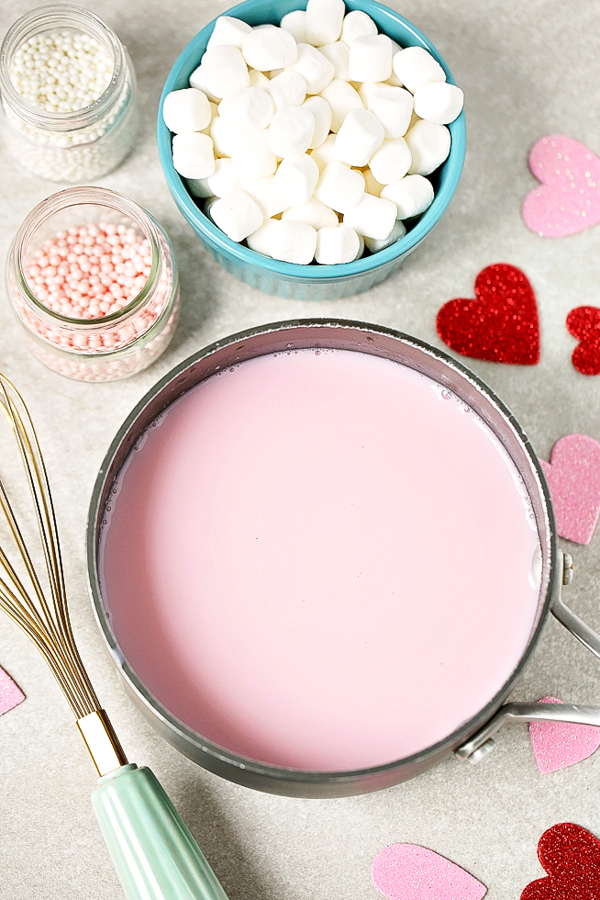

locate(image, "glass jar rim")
(0, 4), (127, 132)
(10, 186), (162, 329)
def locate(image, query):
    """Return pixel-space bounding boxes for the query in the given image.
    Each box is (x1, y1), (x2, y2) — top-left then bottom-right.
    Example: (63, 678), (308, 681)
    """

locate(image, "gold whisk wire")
(0, 373), (100, 719)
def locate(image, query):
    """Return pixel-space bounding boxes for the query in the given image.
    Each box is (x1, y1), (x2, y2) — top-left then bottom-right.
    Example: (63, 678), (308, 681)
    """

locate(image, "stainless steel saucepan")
(87, 319), (600, 797)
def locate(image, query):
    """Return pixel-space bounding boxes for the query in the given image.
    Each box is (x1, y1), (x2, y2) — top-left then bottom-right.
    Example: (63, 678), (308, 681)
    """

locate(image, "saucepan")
(87, 319), (600, 798)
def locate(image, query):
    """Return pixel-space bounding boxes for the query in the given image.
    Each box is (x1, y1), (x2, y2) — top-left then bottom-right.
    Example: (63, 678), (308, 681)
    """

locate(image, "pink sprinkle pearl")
(26, 223), (152, 320)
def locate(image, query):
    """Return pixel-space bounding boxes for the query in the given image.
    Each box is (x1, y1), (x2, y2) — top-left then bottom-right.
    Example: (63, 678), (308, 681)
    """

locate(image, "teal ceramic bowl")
(157, 0), (466, 300)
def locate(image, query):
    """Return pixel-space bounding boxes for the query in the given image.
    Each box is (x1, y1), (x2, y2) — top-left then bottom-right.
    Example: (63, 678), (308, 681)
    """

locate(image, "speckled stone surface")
(1, 2), (600, 899)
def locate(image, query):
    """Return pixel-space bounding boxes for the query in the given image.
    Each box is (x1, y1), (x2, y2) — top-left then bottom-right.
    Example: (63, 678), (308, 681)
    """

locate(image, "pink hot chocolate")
(99, 348), (542, 771)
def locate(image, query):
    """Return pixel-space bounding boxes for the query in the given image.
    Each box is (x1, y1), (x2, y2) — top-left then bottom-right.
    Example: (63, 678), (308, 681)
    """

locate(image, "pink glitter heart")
(522, 134), (600, 237)
(540, 434), (600, 545)
(529, 697), (600, 774)
(0, 665), (24, 715)
(372, 843), (487, 900)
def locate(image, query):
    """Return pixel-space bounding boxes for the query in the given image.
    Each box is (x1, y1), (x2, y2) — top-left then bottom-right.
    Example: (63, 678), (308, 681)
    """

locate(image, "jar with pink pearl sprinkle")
(6, 186), (180, 382)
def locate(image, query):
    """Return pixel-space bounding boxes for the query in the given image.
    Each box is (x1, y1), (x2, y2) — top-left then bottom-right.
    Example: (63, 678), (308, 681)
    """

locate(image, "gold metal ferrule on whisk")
(77, 709), (128, 776)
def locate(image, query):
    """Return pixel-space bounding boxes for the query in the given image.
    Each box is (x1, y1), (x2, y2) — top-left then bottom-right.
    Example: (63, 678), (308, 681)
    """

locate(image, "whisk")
(0, 372), (231, 900)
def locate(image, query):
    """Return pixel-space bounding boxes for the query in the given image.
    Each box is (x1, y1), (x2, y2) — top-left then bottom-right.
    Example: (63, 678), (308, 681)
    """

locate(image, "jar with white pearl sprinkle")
(0, 5), (138, 182)
(6, 187), (180, 382)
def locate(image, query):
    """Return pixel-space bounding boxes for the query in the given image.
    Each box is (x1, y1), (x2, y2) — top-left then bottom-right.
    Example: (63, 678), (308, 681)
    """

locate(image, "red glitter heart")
(566, 306), (600, 375)
(436, 264), (540, 364)
(521, 823), (600, 900)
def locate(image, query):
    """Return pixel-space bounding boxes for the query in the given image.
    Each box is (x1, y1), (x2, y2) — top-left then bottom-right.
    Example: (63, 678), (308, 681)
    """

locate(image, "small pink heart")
(522, 134), (600, 237)
(0, 665), (24, 715)
(529, 697), (600, 774)
(540, 434), (600, 545)
(372, 843), (487, 900)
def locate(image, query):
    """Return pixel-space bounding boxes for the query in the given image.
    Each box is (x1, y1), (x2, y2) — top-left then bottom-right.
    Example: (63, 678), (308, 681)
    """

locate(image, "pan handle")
(454, 703), (600, 765)
(455, 702), (600, 764)
(551, 552), (600, 658)
(456, 552), (600, 764)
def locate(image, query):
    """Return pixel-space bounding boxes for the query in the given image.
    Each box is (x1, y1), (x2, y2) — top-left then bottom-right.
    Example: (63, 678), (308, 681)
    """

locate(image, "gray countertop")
(1, 1), (600, 898)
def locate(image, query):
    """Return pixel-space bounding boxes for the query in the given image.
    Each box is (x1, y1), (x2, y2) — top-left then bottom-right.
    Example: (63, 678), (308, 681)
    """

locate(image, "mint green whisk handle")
(92, 764), (230, 900)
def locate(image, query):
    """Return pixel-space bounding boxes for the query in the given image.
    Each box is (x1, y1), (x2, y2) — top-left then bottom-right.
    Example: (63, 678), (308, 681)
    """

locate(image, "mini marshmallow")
(204, 195), (219, 215)
(189, 64), (219, 103)
(318, 42), (350, 81)
(172, 132), (215, 179)
(218, 87), (275, 134)
(272, 154), (320, 207)
(163, 88), (212, 134)
(269, 105), (316, 157)
(199, 45), (250, 99)
(413, 82), (464, 125)
(210, 116), (238, 157)
(288, 44), (335, 94)
(368, 137), (412, 184)
(310, 133), (338, 170)
(315, 224), (360, 264)
(320, 79), (363, 132)
(364, 218), (406, 252)
(242, 25), (298, 71)
(348, 35), (393, 83)
(249, 218), (319, 263)
(267, 70), (307, 110)
(343, 192), (397, 240)
(335, 107), (384, 167)
(207, 16), (252, 49)
(315, 160), (365, 213)
(187, 157), (236, 198)
(305, 0), (345, 47)
(405, 119), (450, 175)
(381, 173), (434, 218)
(341, 10), (378, 45)
(230, 129), (277, 179)
(265, 220), (317, 263)
(392, 46), (446, 93)
(241, 175), (288, 217)
(360, 83), (413, 138)
(247, 218), (280, 255)
(249, 69), (271, 89)
(282, 196), (339, 228)
(211, 189), (264, 241)
(280, 10), (307, 43)
(267, 220), (318, 263)
(303, 96), (332, 148)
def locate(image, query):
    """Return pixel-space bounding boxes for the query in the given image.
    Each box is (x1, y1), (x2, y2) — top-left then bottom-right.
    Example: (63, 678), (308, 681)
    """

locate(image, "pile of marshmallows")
(163, 0), (464, 265)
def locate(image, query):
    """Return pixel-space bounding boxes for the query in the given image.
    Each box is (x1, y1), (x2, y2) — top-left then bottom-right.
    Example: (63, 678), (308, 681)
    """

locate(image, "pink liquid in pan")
(99, 348), (542, 771)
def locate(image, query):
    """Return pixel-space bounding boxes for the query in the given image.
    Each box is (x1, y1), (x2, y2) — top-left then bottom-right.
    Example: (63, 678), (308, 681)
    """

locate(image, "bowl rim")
(157, 0), (466, 280)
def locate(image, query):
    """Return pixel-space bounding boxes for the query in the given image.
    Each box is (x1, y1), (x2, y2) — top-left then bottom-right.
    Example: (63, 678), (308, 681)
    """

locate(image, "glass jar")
(0, 5), (138, 182)
(6, 187), (180, 382)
